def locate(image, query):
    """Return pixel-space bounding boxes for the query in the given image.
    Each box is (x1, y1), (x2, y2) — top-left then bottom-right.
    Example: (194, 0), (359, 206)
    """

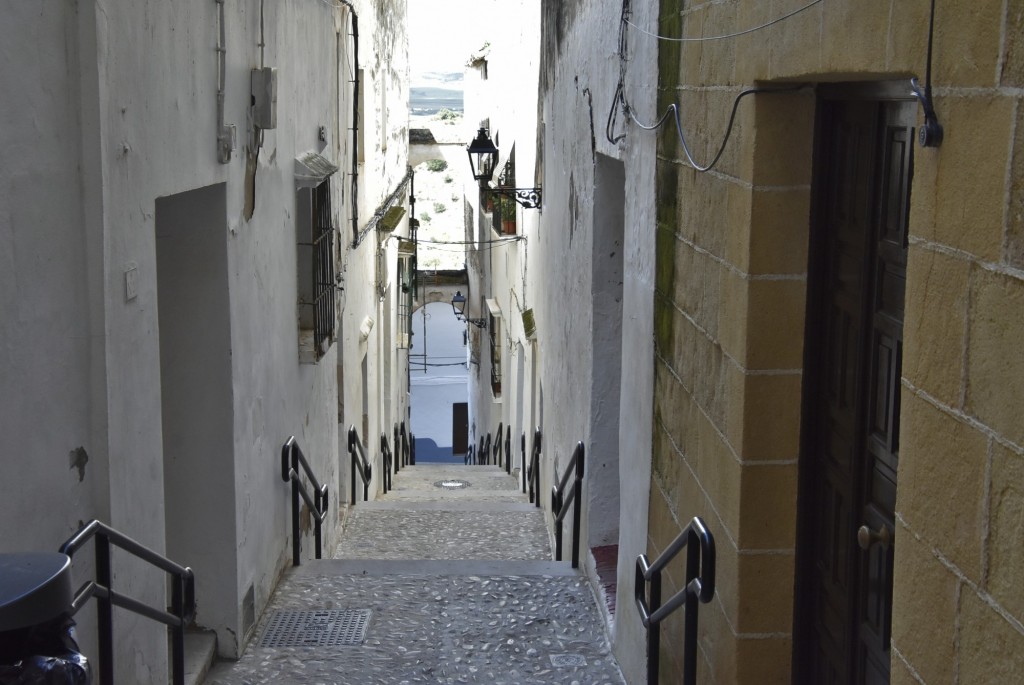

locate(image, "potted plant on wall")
(500, 199), (516, 235)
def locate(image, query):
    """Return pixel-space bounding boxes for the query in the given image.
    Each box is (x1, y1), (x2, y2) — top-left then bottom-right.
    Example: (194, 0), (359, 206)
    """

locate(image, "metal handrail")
(483, 433), (492, 465)
(493, 422), (503, 467)
(347, 425), (372, 504)
(401, 421), (413, 465)
(504, 425), (512, 474)
(281, 437), (329, 566)
(634, 517), (716, 685)
(380, 432), (393, 493)
(520, 432), (527, 493)
(551, 441), (585, 568)
(61, 520), (196, 685)
(393, 423), (401, 474)
(527, 427), (541, 506)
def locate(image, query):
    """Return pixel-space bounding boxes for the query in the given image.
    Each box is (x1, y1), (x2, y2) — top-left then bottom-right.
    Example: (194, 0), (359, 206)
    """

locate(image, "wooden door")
(796, 92), (914, 684)
(452, 402), (468, 455)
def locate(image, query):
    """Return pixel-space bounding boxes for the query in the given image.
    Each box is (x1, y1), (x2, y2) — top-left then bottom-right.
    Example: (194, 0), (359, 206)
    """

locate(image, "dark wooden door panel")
(798, 94), (913, 685)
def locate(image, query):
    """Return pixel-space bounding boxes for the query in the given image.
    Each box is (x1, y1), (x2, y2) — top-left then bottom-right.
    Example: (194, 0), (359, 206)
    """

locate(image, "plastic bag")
(0, 615), (91, 684)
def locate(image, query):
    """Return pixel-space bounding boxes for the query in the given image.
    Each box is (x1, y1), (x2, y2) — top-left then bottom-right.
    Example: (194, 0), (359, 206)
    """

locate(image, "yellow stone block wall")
(649, 0), (1024, 682)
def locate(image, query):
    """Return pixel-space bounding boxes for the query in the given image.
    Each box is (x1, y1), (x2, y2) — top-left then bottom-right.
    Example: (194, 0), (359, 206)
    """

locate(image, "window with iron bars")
(489, 311), (501, 397)
(297, 180), (336, 363)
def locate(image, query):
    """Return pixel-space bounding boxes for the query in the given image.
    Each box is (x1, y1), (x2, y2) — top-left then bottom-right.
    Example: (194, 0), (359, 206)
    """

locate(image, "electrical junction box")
(251, 67), (277, 129)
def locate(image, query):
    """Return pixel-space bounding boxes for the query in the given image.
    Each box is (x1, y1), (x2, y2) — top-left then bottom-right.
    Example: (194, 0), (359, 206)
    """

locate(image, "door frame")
(793, 80), (915, 684)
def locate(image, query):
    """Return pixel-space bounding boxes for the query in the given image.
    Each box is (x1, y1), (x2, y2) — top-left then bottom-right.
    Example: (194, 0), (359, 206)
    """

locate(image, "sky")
(408, 0), (481, 79)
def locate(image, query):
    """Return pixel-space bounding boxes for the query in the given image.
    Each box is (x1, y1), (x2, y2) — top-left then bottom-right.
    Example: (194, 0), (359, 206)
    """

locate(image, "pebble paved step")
(203, 464), (626, 685)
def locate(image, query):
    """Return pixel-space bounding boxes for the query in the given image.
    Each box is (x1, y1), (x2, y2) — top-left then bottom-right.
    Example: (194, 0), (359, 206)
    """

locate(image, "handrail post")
(684, 527), (701, 685)
(171, 572), (185, 685)
(572, 441), (585, 569)
(96, 532), (113, 685)
(552, 489), (564, 561)
(394, 424), (400, 472)
(648, 568), (662, 685)
(521, 432), (526, 493)
(350, 431), (357, 506)
(505, 426), (512, 474)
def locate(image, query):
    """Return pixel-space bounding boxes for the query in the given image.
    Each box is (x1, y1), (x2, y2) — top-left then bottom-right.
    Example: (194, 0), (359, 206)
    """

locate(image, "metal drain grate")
(550, 654), (587, 667)
(433, 479), (470, 490)
(259, 609), (371, 647)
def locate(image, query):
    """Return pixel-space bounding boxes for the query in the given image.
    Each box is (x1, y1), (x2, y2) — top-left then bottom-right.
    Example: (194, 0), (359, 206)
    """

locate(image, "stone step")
(204, 561), (626, 685)
(183, 630), (216, 685)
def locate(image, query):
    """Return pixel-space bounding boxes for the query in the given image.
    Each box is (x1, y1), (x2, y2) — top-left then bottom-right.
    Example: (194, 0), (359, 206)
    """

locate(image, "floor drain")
(433, 479), (470, 490)
(259, 609), (370, 647)
(550, 654), (587, 667)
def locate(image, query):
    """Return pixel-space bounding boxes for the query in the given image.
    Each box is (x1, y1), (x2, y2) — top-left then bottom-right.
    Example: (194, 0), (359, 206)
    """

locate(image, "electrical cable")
(625, 85), (807, 172)
(625, 0), (824, 42)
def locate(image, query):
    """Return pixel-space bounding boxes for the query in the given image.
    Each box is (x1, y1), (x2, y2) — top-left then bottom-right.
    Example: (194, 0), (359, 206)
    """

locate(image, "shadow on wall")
(413, 437), (463, 463)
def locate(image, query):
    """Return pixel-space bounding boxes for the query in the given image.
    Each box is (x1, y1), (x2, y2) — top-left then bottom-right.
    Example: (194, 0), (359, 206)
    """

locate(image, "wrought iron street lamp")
(451, 291), (486, 328)
(467, 128), (499, 183)
(466, 128), (542, 210)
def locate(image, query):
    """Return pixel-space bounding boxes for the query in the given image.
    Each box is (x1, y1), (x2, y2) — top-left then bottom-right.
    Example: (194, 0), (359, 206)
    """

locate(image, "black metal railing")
(551, 441), (585, 568)
(60, 520), (196, 685)
(527, 427), (541, 506)
(281, 437), (329, 566)
(493, 422), (504, 467)
(400, 421), (413, 465)
(393, 423), (402, 474)
(347, 426), (372, 504)
(634, 517), (716, 685)
(381, 432), (393, 494)
(504, 425), (512, 474)
(520, 432), (527, 493)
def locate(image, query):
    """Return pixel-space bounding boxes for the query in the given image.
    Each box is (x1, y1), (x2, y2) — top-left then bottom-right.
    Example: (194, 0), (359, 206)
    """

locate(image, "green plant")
(435, 108), (462, 121)
(425, 159), (448, 172)
(500, 200), (516, 221)
(419, 212), (432, 223)
(433, 202), (447, 213)
(443, 175), (453, 184)
(451, 194), (460, 203)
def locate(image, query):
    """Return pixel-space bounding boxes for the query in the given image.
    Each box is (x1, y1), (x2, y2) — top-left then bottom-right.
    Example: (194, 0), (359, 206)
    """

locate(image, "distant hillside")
(410, 86), (463, 116)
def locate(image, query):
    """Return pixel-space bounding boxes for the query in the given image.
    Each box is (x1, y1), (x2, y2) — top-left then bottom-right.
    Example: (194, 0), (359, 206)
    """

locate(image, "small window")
(297, 180), (336, 363)
(487, 299), (502, 397)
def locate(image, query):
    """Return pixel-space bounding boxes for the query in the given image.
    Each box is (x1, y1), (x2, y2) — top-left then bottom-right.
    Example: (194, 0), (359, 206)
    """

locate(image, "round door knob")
(857, 524), (891, 551)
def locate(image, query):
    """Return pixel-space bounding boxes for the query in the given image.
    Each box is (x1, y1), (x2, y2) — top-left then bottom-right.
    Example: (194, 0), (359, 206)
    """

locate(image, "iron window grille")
(489, 311), (501, 396)
(298, 180), (336, 362)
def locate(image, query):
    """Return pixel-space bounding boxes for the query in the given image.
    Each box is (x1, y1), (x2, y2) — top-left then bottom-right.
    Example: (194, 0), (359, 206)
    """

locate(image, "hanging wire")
(625, 0), (824, 42)
(624, 85), (807, 172)
(607, 0), (814, 170)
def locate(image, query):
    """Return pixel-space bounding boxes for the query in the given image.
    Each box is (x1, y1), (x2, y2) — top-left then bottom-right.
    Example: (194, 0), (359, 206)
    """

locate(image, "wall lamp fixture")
(466, 128), (542, 210)
(451, 291), (487, 329)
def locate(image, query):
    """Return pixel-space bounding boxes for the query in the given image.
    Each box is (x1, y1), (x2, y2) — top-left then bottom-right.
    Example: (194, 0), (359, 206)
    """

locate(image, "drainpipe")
(339, 0), (360, 242)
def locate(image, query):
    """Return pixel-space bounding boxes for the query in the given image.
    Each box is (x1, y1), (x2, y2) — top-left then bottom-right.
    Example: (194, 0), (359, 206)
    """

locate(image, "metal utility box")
(251, 67), (277, 130)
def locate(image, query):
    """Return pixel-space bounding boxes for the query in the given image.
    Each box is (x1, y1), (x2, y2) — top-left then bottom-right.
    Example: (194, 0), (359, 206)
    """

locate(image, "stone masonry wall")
(648, 0), (1024, 683)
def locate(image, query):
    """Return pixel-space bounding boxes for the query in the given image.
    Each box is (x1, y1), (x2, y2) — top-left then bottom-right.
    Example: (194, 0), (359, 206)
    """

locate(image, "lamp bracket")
(484, 186), (543, 210)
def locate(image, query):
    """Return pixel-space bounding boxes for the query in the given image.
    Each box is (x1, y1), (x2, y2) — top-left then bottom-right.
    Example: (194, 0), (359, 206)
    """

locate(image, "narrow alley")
(205, 462), (626, 685)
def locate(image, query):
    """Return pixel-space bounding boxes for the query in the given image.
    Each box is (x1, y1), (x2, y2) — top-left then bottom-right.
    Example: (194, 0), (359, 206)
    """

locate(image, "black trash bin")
(0, 553), (91, 684)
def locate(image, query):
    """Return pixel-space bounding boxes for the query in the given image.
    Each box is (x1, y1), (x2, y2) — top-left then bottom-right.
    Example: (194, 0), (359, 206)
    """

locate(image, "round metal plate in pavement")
(433, 479), (471, 490)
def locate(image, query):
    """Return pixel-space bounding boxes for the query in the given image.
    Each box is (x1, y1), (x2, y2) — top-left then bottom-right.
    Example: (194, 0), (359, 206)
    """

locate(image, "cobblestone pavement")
(205, 465), (626, 685)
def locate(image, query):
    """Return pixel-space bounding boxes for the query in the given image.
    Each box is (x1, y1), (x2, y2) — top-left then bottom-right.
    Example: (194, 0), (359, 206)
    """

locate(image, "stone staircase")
(204, 463), (625, 684)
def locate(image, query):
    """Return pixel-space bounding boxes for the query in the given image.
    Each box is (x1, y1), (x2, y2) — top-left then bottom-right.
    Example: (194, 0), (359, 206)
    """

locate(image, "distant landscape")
(410, 71), (463, 116)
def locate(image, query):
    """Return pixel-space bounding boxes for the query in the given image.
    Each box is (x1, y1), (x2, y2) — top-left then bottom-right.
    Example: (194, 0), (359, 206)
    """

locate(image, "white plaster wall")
(535, 1), (659, 681)
(1, 0), (410, 675)
(462, 0), (541, 459)
(337, 0), (410, 505)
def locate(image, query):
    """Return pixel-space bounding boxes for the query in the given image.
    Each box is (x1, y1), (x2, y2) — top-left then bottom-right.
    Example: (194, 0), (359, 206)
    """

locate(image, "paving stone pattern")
(336, 510), (551, 560)
(205, 465), (626, 685)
